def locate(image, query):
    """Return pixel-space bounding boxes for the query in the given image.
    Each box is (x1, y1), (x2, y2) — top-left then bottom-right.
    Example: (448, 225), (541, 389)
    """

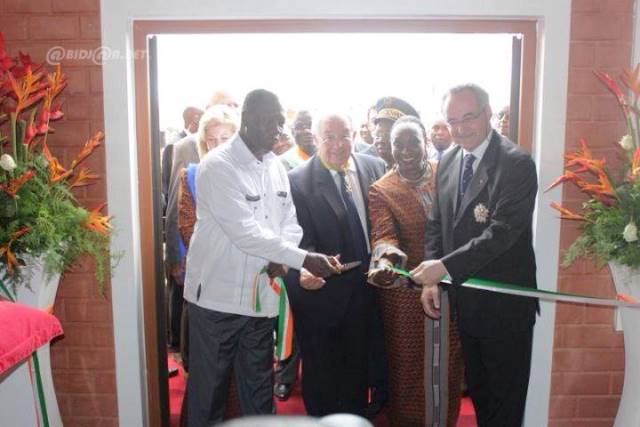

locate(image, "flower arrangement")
(548, 65), (640, 269)
(0, 33), (113, 291)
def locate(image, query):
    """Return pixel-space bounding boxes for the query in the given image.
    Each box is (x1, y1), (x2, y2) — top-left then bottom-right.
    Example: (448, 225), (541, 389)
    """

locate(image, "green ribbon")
(31, 351), (50, 427)
(388, 266), (639, 308)
(0, 278), (16, 302)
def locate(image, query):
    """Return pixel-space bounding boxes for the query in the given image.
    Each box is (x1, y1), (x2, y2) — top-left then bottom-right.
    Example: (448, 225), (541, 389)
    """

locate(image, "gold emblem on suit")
(344, 173), (353, 193)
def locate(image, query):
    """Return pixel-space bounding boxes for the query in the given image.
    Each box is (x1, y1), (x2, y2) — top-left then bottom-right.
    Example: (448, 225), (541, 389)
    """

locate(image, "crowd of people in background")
(159, 84), (536, 427)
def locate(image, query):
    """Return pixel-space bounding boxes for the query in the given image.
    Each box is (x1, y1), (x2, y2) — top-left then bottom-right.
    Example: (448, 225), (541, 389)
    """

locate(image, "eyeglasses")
(322, 134), (352, 144)
(445, 109), (485, 128)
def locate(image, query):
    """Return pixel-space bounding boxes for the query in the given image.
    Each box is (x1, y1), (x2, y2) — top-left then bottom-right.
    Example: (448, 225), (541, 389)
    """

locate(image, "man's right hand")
(420, 284), (441, 319)
(302, 252), (341, 278)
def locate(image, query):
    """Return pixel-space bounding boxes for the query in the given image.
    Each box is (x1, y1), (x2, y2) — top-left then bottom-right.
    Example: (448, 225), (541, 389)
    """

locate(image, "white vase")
(0, 259), (63, 427)
(608, 261), (640, 427)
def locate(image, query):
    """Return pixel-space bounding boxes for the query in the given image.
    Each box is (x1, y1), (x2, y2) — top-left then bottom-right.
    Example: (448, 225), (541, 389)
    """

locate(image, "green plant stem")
(10, 112), (17, 162)
(626, 114), (637, 151)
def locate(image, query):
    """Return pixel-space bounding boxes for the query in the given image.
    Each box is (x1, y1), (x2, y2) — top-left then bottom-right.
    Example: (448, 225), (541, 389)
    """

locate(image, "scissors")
(338, 260), (362, 273)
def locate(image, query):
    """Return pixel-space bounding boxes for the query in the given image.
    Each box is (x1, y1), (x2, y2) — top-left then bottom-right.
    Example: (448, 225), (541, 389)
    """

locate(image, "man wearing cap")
(286, 113), (386, 417)
(372, 96), (420, 168)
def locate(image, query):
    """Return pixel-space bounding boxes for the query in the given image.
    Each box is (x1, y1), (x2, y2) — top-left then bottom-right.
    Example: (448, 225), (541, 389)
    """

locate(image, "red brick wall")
(1, 0), (117, 425)
(550, 1), (634, 426)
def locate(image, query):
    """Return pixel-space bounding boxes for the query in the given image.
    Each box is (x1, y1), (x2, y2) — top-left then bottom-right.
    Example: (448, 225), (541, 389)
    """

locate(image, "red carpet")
(168, 354), (185, 427)
(168, 353), (476, 426)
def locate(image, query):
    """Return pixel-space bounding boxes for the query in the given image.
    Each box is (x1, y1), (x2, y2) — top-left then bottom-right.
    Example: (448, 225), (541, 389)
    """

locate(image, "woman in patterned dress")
(368, 116), (464, 427)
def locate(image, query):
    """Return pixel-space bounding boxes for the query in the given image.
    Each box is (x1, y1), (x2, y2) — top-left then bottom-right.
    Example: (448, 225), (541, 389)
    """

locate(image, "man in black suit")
(411, 84), (538, 427)
(286, 113), (386, 417)
(161, 106), (202, 214)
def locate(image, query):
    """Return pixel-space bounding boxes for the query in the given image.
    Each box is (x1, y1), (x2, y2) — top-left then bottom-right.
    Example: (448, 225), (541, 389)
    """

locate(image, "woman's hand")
(367, 257), (401, 289)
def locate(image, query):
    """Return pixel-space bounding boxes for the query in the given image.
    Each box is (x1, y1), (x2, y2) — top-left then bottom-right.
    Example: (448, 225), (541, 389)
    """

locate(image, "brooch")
(474, 203), (490, 223)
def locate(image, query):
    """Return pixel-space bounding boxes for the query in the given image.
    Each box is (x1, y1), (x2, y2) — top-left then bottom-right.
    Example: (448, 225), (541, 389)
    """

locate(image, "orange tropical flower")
(0, 227), (30, 275)
(550, 202), (588, 221)
(564, 139), (594, 161)
(594, 71), (629, 116)
(0, 170), (34, 197)
(42, 143), (72, 184)
(565, 156), (606, 175)
(629, 148), (640, 182)
(622, 64), (640, 97)
(70, 131), (104, 170)
(69, 168), (99, 188)
(7, 65), (46, 116)
(561, 139), (607, 175)
(577, 172), (616, 204)
(0, 245), (18, 275)
(545, 170), (579, 192)
(45, 64), (66, 100)
(10, 227), (30, 240)
(83, 203), (113, 236)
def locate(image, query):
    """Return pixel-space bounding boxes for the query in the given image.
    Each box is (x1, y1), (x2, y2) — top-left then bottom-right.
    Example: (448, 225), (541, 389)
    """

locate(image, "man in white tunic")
(184, 89), (338, 426)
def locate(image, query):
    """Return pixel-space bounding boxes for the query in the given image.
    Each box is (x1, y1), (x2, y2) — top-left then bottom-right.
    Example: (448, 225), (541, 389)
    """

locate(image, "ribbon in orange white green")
(387, 266), (640, 308)
(252, 268), (294, 360)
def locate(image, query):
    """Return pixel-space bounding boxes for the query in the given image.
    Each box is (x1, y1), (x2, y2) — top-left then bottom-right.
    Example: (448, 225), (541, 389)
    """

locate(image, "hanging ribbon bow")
(252, 268), (294, 360)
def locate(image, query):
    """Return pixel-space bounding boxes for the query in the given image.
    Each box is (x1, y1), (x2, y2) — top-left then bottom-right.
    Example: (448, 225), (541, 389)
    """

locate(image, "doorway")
(133, 19), (537, 426)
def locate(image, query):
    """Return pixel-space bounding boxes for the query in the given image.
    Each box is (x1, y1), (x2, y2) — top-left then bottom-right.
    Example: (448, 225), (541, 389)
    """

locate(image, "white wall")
(100, 1), (571, 426)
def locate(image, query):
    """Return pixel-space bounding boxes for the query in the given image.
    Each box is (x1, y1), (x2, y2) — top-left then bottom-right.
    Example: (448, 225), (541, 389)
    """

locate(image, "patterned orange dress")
(368, 166), (464, 427)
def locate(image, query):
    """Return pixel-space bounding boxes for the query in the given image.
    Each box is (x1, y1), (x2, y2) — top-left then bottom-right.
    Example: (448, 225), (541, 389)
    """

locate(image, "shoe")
(273, 382), (292, 401)
(366, 387), (388, 418)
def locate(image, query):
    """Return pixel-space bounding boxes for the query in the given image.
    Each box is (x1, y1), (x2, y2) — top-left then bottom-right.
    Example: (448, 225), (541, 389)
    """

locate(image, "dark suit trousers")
(187, 303), (275, 427)
(167, 274), (183, 347)
(460, 327), (533, 427)
(296, 288), (369, 417)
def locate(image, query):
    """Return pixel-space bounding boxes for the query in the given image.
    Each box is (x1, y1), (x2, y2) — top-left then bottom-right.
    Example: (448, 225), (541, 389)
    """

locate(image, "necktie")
(460, 153), (476, 197)
(338, 171), (368, 264)
(436, 150), (443, 162)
